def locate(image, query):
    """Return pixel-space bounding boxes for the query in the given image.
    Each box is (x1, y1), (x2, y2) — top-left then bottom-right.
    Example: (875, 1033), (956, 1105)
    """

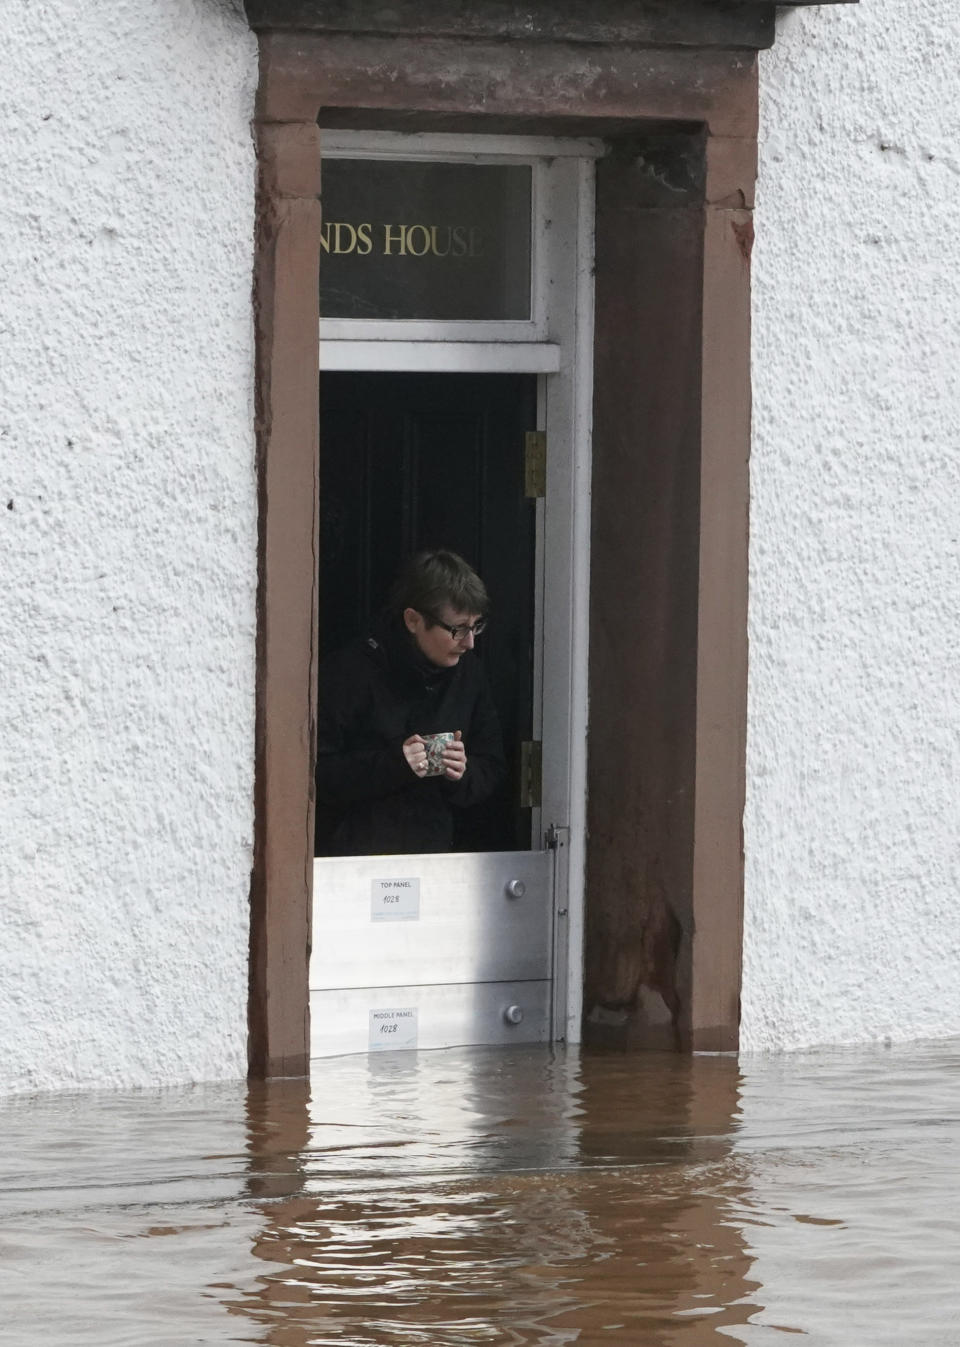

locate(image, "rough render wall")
(743, 2), (960, 1049)
(0, 1), (259, 1091)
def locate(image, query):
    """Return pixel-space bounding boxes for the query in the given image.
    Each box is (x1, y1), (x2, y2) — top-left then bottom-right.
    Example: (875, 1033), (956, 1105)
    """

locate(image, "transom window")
(320, 158), (533, 322)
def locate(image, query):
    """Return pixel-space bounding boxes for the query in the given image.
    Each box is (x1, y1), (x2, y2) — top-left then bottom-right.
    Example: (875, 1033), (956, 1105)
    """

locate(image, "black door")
(318, 371), (538, 853)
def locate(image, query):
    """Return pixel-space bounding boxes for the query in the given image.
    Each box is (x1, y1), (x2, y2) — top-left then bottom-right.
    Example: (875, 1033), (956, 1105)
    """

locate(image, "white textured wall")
(743, 2), (960, 1049)
(0, 1), (258, 1091)
(4, 0), (956, 1087)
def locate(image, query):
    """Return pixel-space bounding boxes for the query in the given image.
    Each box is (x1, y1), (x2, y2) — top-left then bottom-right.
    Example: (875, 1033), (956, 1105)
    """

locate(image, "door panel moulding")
(244, 0), (847, 1074)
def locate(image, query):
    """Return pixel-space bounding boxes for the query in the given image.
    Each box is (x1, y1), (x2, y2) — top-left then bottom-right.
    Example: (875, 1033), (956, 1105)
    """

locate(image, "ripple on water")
(0, 1040), (958, 1345)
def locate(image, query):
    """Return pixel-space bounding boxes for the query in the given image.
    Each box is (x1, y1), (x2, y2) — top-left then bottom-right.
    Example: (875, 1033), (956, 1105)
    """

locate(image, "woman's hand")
(402, 734), (429, 777)
(442, 730), (467, 782)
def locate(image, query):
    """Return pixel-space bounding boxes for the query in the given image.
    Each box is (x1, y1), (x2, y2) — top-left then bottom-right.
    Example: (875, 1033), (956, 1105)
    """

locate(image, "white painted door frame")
(317, 129), (595, 1043)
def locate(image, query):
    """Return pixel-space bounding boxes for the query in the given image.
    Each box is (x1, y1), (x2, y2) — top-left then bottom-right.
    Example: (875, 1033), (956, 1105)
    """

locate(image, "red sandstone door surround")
(241, 0), (845, 1076)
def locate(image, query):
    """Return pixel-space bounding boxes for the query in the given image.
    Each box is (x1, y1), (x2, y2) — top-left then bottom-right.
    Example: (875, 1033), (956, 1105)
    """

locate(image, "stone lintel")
(244, 0), (779, 49)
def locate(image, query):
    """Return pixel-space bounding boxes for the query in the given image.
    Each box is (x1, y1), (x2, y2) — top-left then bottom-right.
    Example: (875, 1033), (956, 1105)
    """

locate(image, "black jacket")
(315, 618), (505, 855)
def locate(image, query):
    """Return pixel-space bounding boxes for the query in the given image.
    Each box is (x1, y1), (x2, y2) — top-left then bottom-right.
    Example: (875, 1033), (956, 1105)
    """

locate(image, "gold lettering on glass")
(321, 222), (486, 259)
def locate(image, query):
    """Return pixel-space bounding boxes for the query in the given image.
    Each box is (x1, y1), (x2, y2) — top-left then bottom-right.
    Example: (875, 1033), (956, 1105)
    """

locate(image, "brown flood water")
(1, 1040), (959, 1345)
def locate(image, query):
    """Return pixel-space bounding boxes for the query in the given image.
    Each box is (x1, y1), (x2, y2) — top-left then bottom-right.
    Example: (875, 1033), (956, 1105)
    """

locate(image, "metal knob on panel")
(503, 1004), (524, 1026)
(504, 878), (526, 900)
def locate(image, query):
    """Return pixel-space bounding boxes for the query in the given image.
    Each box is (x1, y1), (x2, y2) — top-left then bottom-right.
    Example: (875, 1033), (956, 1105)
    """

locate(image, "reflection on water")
(1, 1041), (959, 1344)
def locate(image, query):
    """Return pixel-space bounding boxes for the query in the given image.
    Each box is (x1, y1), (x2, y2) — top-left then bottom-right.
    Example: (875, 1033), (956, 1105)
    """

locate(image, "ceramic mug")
(420, 731), (455, 776)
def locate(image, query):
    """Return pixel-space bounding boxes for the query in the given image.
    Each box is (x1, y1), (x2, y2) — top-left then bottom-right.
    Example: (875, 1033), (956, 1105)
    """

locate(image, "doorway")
(249, 45), (752, 1079)
(317, 371), (538, 854)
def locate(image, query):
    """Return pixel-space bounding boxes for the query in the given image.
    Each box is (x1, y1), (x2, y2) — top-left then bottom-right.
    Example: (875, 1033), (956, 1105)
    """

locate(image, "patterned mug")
(420, 731), (455, 777)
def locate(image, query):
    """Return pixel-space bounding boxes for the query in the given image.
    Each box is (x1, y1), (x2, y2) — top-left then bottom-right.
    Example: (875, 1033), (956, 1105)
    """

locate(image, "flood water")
(1, 1040), (958, 1345)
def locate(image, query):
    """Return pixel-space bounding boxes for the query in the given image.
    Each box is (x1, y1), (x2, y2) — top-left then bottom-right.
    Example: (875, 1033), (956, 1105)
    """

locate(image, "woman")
(315, 550), (505, 855)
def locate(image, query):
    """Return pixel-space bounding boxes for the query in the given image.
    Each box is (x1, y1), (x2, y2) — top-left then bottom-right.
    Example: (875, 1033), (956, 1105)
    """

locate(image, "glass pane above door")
(319, 159), (533, 321)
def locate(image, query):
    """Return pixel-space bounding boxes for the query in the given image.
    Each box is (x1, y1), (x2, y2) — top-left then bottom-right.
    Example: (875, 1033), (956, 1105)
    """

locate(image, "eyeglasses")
(427, 614), (488, 641)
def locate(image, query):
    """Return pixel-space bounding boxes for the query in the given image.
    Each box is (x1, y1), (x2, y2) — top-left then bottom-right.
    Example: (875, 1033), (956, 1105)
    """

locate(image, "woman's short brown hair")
(389, 549), (489, 623)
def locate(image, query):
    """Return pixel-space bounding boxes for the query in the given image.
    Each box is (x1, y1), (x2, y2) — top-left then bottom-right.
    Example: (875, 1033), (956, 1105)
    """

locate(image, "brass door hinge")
(519, 739), (543, 809)
(524, 430), (546, 499)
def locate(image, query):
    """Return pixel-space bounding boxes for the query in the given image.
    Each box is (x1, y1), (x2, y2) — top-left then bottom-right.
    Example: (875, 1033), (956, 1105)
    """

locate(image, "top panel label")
(371, 877), (421, 922)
